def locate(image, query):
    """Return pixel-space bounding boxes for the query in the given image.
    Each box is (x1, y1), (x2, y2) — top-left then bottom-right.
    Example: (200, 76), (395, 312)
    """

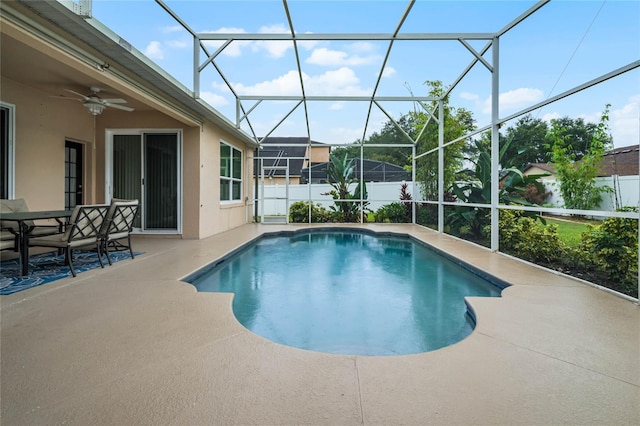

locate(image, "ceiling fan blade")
(105, 103), (134, 112)
(64, 89), (90, 100)
(51, 95), (82, 101)
(101, 98), (127, 104)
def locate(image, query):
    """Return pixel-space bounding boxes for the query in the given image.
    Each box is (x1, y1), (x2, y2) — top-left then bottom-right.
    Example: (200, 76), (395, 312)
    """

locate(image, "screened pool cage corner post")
(193, 35), (200, 99)
(490, 35), (500, 252)
(412, 144), (416, 224)
(254, 149), (259, 222)
(360, 142), (365, 223)
(307, 156), (312, 224)
(286, 158), (290, 224)
(438, 99), (445, 233)
(259, 158), (265, 223)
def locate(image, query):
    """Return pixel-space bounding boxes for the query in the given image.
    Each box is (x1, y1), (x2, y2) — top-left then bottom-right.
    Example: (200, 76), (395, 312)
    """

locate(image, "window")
(220, 141), (242, 201)
(0, 103), (15, 199)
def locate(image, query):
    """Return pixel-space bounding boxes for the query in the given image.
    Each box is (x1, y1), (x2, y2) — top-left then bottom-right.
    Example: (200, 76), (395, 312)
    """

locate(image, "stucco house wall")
(1, 1), (256, 240)
(1, 76), (96, 210)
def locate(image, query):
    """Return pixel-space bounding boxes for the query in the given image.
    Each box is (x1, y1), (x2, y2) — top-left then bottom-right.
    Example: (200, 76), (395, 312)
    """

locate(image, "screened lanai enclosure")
(84, 0), (639, 298)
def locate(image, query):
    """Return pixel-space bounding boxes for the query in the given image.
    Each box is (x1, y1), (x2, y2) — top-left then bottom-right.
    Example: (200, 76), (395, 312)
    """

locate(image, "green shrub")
(374, 202), (409, 223)
(289, 201), (331, 223)
(416, 203), (438, 229)
(498, 210), (568, 264)
(580, 208), (638, 292)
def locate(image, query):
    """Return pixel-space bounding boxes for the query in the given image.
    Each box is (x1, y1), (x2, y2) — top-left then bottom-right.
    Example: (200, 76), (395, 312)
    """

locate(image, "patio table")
(0, 210), (73, 276)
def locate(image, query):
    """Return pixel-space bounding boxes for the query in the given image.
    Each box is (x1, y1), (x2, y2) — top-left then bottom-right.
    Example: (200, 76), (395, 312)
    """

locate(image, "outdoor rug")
(0, 250), (141, 295)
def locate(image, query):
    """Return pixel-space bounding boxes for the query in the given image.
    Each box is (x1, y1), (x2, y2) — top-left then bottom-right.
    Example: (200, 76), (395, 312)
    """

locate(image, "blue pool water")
(187, 230), (504, 356)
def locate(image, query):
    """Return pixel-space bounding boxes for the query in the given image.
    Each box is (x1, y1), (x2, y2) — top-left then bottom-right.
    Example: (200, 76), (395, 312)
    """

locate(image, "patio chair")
(0, 198), (62, 237)
(0, 229), (17, 252)
(28, 204), (109, 277)
(99, 199), (139, 265)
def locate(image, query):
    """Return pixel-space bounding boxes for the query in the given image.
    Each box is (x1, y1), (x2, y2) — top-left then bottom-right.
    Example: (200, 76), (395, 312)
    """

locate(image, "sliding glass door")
(108, 131), (181, 233)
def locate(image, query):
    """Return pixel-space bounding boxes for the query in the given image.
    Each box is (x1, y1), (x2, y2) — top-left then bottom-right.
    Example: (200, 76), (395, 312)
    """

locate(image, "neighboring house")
(1, 1), (257, 239)
(522, 145), (639, 210)
(597, 144), (639, 177)
(597, 144), (639, 211)
(522, 163), (556, 180)
(300, 159), (411, 184)
(254, 137), (330, 185)
(523, 145), (639, 179)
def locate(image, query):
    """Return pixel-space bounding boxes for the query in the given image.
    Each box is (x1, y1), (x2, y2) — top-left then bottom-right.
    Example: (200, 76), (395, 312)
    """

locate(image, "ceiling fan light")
(84, 102), (105, 115)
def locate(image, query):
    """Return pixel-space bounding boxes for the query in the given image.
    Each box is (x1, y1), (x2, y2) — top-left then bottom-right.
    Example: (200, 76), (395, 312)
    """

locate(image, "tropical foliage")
(580, 207), (638, 294)
(323, 153), (369, 222)
(446, 139), (549, 240)
(289, 201), (331, 223)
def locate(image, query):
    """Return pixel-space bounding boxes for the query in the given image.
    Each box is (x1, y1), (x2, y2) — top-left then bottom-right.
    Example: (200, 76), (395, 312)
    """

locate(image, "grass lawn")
(541, 216), (598, 247)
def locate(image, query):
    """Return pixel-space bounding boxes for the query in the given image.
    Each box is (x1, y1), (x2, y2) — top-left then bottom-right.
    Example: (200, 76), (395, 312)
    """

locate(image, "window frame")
(0, 102), (16, 199)
(220, 140), (243, 203)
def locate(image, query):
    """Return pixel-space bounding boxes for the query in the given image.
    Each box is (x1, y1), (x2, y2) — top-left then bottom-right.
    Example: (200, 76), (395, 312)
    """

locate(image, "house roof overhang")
(1, 0), (257, 147)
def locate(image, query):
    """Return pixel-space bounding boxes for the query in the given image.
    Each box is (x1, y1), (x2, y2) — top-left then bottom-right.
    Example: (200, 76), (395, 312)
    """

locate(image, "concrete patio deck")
(1, 223), (638, 425)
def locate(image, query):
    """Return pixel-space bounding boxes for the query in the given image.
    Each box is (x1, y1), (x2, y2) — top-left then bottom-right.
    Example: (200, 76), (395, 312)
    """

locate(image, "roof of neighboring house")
(300, 159), (411, 184)
(523, 163), (556, 175)
(255, 137), (329, 178)
(598, 144), (639, 177)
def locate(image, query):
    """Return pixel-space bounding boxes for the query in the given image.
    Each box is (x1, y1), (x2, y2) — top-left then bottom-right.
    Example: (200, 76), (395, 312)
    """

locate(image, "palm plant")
(324, 153), (369, 222)
(447, 139), (549, 240)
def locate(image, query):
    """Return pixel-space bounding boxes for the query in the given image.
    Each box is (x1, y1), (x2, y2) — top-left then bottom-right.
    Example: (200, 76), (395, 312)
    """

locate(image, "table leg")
(19, 222), (30, 276)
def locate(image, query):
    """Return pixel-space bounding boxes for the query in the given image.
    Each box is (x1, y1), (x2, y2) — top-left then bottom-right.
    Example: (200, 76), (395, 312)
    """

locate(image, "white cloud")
(201, 27), (250, 57)
(145, 41), (164, 60)
(610, 94), (640, 147)
(200, 91), (229, 107)
(306, 48), (347, 66)
(200, 24), (305, 58)
(349, 42), (376, 53)
(253, 24), (292, 58)
(161, 25), (183, 34)
(382, 67), (396, 78)
(540, 112), (561, 122)
(481, 88), (544, 114)
(229, 70), (303, 96)
(297, 35), (321, 51)
(226, 67), (370, 97)
(306, 68), (370, 96)
(329, 102), (345, 110)
(306, 47), (380, 66)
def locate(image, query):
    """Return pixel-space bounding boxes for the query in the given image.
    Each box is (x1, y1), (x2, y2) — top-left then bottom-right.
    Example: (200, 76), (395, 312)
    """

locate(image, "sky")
(90, 0), (639, 148)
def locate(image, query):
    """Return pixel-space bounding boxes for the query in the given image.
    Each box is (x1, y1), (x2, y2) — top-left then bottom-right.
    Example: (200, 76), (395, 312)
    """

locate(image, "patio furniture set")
(0, 198), (139, 277)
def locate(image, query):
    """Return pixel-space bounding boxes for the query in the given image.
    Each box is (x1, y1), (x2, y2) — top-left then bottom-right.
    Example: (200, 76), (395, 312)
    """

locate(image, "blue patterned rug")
(0, 250), (141, 295)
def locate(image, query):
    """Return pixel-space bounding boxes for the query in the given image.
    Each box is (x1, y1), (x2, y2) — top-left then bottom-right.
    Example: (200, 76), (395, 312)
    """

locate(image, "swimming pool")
(187, 230), (505, 356)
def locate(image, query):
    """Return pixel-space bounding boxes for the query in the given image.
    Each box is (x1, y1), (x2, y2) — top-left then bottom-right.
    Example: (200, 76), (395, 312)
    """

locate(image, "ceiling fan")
(56, 86), (134, 115)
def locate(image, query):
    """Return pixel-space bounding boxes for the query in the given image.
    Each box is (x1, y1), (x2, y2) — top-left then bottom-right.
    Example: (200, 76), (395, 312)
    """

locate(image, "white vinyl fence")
(258, 181), (417, 217)
(543, 176), (640, 212)
(258, 176), (638, 219)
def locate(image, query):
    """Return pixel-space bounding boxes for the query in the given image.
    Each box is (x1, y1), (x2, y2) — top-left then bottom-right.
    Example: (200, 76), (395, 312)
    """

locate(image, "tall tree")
(333, 80), (475, 201)
(549, 104), (613, 211)
(414, 80), (475, 200)
(500, 115), (549, 169)
(545, 116), (611, 161)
